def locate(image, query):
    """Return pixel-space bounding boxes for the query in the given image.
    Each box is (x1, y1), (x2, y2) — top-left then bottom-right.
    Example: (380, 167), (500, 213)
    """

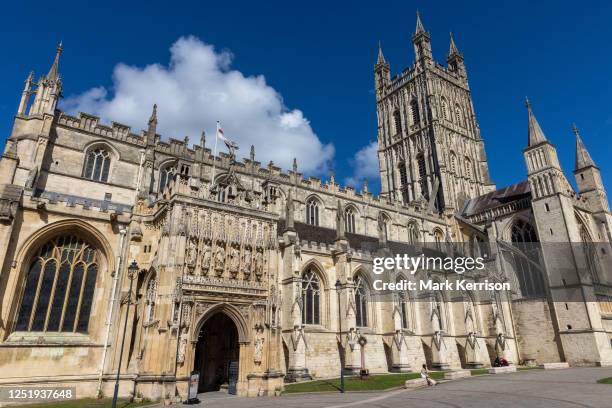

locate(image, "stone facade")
(0, 13), (611, 402)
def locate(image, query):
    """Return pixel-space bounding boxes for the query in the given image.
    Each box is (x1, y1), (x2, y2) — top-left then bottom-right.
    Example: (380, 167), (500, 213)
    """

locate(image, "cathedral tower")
(375, 13), (494, 212)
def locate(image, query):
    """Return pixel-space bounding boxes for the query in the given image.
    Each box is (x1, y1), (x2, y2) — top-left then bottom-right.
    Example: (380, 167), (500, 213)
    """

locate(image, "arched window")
(399, 162), (409, 186)
(16, 235), (99, 333)
(379, 213), (390, 241)
(417, 154), (428, 199)
(408, 222), (420, 244)
(397, 278), (409, 329)
(580, 224), (599, 283)
(510, 219), (544, 297)
(440, 98), (449, 121)
(159, 165), (176, 193)
(306, 198), (320, 226)
(145, 274), (157, 323)
(450, 152), (457, 174)
(355, 275), (369, 327)
(83, 148), (111, 182)
(434, 229), (444, 251)
(511, 220), (538, 243)
(345, 207), (356, 234)
(411, 100), (420, 125)
(393, 110), (402, 135)
(455, 104), (463, 127)
(464, 157), (472, 180)
(301, 269), (321, 325)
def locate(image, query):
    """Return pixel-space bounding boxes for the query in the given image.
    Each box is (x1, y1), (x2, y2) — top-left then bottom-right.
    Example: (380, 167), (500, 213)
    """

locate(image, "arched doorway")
(194, 313), (240, 393)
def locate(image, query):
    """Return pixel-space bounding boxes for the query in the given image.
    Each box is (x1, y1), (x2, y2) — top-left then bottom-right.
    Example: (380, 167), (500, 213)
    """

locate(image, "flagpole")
(211, 121), (220, 192)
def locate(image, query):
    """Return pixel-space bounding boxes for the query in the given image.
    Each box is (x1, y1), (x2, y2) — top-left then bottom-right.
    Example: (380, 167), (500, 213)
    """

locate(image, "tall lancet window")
(301, 269), (321, 325)
(345, 207), (356, 234)
(83, 148), (111, 182)
(306, 198), (320, 226)
(145, 274), (157, 323)
(16, 235), (99, 333)
(393, 110), (402, 135)
(355, 275), (369, 327)
(411, 100), (420, 125)
(159, 165), (176, 193)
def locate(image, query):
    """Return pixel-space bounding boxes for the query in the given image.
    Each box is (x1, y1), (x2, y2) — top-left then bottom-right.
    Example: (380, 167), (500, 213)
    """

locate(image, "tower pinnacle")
(377, 41), (386, 64)
(448, 32), (460, 56)
(526, 98), (548, 147)
(573, 124), (596, 170)
(47, 42), (63, 81)
(415, 10), (425, 34)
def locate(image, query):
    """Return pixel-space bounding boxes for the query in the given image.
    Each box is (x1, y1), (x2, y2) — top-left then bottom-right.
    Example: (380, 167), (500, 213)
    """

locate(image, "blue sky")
(2, 0), (611, 194)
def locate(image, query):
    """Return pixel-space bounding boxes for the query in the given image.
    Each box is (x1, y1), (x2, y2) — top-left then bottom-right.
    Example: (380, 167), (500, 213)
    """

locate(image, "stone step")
(444, 370), (471, 380)
(488, 366), (517, 374)
(404, 378), (428, 389)
(540, 362), (570, 369)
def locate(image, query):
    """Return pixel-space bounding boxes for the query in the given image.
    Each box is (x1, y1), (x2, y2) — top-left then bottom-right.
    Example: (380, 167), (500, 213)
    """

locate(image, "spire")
(292, 157), (298, 173)
(250, 144), (255, 161)
(526, 98), (548, 147)
(448, 32), (460, 56)
(573, 124), (596, 170)
(377, 41), (387, 64)
(47, 42), (62, 81)
(200, 130), (206, 148)
(147, 104), (157, 146)
(415, 10), (425, 34)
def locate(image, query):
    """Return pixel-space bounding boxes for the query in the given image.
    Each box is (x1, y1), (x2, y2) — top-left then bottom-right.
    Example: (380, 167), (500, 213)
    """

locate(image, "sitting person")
(420, 364), (437, 386)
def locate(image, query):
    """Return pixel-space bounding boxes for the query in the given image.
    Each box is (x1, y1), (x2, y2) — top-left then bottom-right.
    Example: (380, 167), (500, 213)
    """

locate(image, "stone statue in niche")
(253, 336), (264, 364)
(214, 245), (225, 276)
(254, 251), (264, 281)
(229, 246), (240, 279)
(186, 239), (197, 267)
(201, 243), (211, 275)
(177, 328), (188, 364)
(242, 248), (252, 279)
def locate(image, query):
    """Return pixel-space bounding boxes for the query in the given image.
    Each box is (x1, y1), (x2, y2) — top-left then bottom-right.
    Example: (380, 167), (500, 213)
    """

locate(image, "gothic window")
(511, 219), (544, 298)
(345, 207), (356, 234)
(145, 274), (157, 323)
(83, 148), (111, 182)
(159, 165), (176, 193)
(301, 269), (321, 325)
(441, 98), (449, 121)
(408, 222), (420, 244)
(355, 275), (368, 327)
(580, 224), (600, 283)
(393, 110), (402, 135)
(455, 104), (463, 127)
(464, 157), (472, 180)
(434, 229), (444, 251)
(397, 278), (409, 329)
(511, 220), (538, 243)
(411, 100), (420, 125)
(417, 154), (428, 198)
(306, 197), (320, 226)
(399, 162), (409, 186)
(16, 235), (99, 333)
(379, 213), (390, 241)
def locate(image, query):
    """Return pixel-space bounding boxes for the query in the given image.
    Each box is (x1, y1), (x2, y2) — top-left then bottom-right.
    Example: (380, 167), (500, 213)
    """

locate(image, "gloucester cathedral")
(0, 13), (611, 401)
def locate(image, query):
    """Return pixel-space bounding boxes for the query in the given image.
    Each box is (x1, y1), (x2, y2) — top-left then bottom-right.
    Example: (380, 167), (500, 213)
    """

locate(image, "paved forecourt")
(167, 367), (612, 408)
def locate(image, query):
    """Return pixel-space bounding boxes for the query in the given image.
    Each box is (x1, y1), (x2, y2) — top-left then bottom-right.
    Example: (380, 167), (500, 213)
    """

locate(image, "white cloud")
(345, 140), (379, 188)
(62, 36), (334, 174)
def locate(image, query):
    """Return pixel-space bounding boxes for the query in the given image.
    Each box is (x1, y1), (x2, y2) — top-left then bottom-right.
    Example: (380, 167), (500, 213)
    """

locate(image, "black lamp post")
(111, 260), (139, 408)
(335, 279), (345, 393)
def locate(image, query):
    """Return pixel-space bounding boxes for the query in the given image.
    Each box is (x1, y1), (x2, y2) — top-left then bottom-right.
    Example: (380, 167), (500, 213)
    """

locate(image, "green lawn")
(470, 368), (488, 376)
(597, 377), (612, 384)
(15, 398), (152, 408)
(518, 366), (542, 371)
(283, 372), (444, 393)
